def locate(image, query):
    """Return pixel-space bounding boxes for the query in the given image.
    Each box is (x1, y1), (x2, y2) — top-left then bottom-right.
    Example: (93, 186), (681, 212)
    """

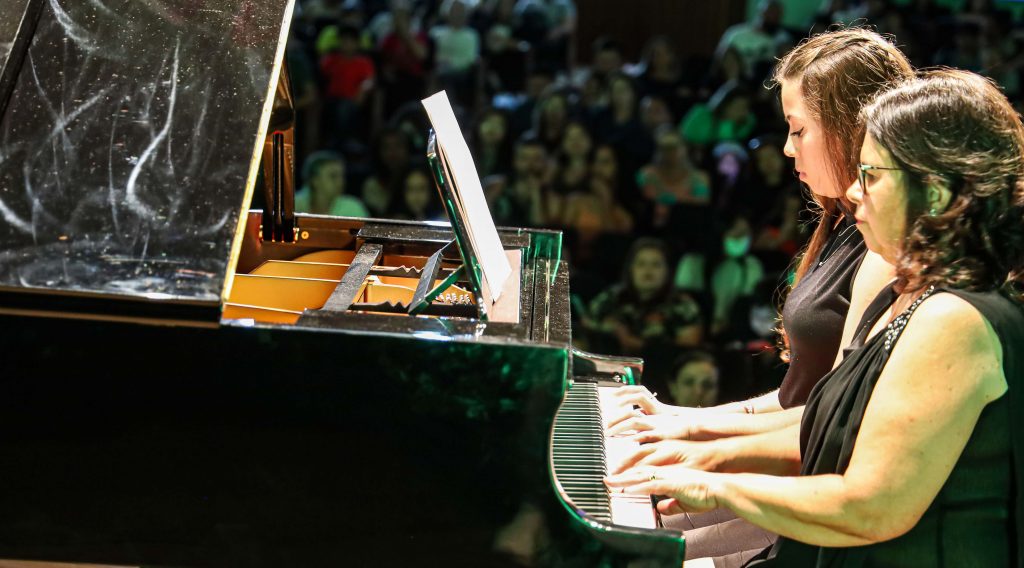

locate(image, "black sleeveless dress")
(747, 286), (1024, 567)
(778, 218), (867, 408)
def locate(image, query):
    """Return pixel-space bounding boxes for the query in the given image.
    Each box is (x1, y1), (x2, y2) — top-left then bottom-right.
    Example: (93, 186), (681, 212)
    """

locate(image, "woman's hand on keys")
(605, 464), (721, 515)
(610, 440), (723, 474)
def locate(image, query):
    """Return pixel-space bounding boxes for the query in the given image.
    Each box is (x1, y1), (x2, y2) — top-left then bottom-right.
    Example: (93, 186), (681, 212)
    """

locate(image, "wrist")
(662, 402), (686, 415)
(711, 436), (742, 473)
(702, 470), (730, 510)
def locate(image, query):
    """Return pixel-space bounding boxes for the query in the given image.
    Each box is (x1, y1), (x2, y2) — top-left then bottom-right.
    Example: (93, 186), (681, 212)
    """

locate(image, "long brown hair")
(863, 69), (1024, 302)
(771, 28), (914, 285)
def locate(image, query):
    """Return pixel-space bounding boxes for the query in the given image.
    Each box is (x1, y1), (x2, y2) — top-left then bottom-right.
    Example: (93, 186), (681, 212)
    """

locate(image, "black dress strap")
(881, 285), (935, 351)
(842, 282), (897, 356)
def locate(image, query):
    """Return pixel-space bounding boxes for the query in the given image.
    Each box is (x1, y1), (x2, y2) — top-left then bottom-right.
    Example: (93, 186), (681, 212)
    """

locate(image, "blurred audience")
(287, 0), (1024, 402)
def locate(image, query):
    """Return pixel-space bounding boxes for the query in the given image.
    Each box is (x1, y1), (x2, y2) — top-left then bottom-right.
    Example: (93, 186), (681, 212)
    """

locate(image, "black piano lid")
(0, 0), (294, 323)
(1, 0), (43, 113)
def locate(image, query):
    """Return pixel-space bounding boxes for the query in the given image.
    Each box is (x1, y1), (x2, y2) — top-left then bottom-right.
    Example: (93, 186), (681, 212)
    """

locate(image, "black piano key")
(551, 380), (617, 524)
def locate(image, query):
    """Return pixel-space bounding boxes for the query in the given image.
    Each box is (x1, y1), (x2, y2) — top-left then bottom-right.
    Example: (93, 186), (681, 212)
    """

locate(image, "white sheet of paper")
(421, 91), (512, 301)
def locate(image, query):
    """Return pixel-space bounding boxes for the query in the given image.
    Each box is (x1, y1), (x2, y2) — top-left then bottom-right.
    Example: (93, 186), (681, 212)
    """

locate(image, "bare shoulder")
(912, 292), (993, 335)
(893, 291), (1006, 400)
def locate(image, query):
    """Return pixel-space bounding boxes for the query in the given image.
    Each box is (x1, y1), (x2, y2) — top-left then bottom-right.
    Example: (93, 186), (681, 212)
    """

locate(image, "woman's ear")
(926, 182), (953, 216)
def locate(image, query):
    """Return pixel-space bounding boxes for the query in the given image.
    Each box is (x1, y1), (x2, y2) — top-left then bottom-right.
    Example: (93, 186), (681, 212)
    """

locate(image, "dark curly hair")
(863, 69), (1024, 302)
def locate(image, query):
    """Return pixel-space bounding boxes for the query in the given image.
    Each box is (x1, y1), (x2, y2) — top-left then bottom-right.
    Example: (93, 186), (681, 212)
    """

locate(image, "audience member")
(553, 121), (593, 196)
(482, 24), (529, 96)
(515, 0), (576, 72)
(490, 135), (553, 227)
(710, 215), (765, 341)
(388, 167), (443, 221)
(665, 350), (720, 407)
(747, 135), (803, 270)
(361, 127), (414, 216)
(635, 36), (689, 117)
(430, 0), (481, 105)
(318, 25), (376, 149)
(562, 144), (634, 236)
(639, 95), (675, 137)
(637, 127), (712, 231)
(377, 1), (429, 116)
(680, 80), (757, 148)
(710, 141), (751, 215)
(530, 90), (571, 154)
(586, 238), (703, 360)
(473, 108), (513, 177)
(295, 151), (371, 217)
(716, 0), (793, 80)
(592, 73), (654, 173)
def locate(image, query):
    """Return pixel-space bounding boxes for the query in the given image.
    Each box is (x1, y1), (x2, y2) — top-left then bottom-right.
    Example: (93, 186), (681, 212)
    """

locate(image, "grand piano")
(0, 1), (685, 566)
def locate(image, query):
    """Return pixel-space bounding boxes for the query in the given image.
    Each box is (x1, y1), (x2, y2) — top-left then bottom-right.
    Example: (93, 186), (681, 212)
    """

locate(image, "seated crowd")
(286, 0), (1024, 404)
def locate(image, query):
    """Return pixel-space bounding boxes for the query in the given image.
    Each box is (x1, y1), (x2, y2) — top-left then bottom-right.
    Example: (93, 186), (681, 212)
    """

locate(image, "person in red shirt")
(318, 24), (375, 147)
(378, 3), (429, 116)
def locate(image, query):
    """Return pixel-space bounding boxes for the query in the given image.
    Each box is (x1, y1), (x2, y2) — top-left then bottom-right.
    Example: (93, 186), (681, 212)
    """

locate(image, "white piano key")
(610, 493), (658, 529)
(604, 435), (640, 476)
(552, 381), (661, 529)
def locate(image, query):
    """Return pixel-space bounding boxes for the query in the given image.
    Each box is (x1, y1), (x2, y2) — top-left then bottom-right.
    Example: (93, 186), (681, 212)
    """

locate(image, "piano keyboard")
(552, 381), (659, 529)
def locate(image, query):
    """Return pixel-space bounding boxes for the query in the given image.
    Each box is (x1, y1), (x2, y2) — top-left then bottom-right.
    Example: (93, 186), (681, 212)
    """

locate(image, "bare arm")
(611, 293), (1007, 547)
(609, 402), (802, 441)
(614, 422), (802, 476)
(711, 389), (783, 414)
(607, 387), (783, 420)
(680, 405), (803, 441)
(717, 422), (802, 475)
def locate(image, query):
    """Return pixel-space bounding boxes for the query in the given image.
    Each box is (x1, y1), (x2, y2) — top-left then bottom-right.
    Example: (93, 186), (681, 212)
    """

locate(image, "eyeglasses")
(858, 163), (901, 194)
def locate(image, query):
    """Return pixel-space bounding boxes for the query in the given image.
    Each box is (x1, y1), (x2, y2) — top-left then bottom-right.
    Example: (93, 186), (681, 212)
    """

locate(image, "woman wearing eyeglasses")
(609, 68), (1024, 568)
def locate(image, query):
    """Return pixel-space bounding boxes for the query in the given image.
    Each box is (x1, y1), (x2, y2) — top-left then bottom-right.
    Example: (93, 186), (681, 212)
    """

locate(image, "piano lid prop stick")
(409, 240), (456, 315)
(321, 243), (383, 312)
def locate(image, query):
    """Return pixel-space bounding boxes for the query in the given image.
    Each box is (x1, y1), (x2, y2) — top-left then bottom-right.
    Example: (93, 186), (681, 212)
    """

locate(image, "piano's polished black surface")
(0, 1), (685, 566)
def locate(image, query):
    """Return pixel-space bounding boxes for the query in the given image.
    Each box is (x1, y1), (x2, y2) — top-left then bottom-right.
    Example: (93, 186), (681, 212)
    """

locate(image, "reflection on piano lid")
(0, 0), (44, 119)
(0, 1), (684, 566)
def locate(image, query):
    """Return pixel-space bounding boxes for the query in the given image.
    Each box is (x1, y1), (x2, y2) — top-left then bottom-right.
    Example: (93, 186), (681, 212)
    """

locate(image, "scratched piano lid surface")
(0, 0), (27, 69)
(0, 0), (291, 310)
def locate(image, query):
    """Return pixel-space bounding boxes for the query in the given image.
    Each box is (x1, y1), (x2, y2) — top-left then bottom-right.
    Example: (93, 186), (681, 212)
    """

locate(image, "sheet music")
(421, 91), (512, 301)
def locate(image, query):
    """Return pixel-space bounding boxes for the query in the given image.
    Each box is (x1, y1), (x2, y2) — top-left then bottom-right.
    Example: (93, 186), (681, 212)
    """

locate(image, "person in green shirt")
(294, 151), (370, 218)
(680, 80), (757, 147)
